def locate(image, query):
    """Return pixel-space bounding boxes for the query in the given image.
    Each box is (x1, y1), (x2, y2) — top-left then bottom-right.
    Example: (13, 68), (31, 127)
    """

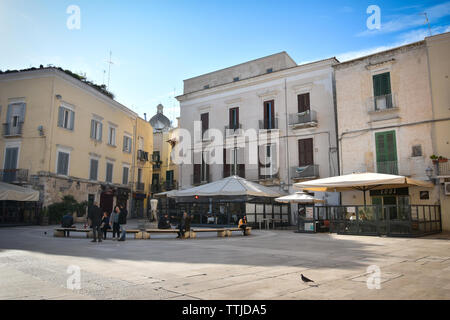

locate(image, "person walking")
(88, 202), (102, 243)
(110, 206), (121, 240)
(238, 215), (249, 236)
(118, 204), (128, 241)
(100, 211), (110, 240)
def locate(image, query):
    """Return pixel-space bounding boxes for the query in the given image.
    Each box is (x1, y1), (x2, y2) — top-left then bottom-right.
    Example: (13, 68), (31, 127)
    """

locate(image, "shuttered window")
(122, 166), (129, 185)
(57, 106), (75, 130)
(106, 162), (113, 183)
(375, 131), (398, 174)
(123, 136), (132, 153)
(297, 93), (310, 113)
(373, 72), (391, 97)
(57, 152), (70, 176)
(263, 100), (275, 129)
(90, 119), (102, 141)
(298, 138), (314, 167)
(89, 159), (98, 181)
(201, 113), (209, 137)
(229, 108), (239, 129)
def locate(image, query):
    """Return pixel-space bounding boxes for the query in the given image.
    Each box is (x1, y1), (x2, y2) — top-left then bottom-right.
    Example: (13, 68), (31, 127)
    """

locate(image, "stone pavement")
(0, 221), (449, 300)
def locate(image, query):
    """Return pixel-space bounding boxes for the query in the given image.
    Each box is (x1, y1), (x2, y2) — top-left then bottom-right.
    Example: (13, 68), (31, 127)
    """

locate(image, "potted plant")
(430, 155), (439, 164)
(438, 156), (448, 163)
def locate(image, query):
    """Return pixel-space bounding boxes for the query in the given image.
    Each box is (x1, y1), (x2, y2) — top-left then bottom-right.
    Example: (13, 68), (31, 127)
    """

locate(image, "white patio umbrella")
(174, 175), (284, 198)
(294, 172), (433, 206)
(275, 192), (324, 204)
(0, 182), (39, 201)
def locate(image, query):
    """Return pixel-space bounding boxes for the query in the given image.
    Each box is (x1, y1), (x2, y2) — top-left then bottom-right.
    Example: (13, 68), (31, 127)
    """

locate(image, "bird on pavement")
(301, 274), (319, 287)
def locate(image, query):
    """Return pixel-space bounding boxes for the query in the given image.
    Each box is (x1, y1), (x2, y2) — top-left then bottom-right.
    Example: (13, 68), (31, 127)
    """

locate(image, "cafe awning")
(174, 175), (284, 198)
(275, 192), (324, 204)
(0, 182), (39, 202)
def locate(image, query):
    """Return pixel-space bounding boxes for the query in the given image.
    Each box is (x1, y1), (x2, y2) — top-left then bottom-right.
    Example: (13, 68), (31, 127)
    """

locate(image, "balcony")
(137, 150), (149, 162)
(191, 173), (211, 186)
(376, 161), (399, 175)
(3, 122), (23, 137)
(151, 184), (162, 193)
(165, 180), (177, 191)
(224, 124), (243, 137)
(290, 165), (319, 180)
(135, 182), (145, 192)
(0, 169), (29, 183)
(289, 110), (318, 129)
(259, 118), (278, 131)
(367, 93), (397, 113)
(437, 161), (450, 177)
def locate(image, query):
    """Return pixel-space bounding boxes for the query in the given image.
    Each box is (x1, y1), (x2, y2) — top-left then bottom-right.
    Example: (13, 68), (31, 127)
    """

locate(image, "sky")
(1, 0), (449, 123)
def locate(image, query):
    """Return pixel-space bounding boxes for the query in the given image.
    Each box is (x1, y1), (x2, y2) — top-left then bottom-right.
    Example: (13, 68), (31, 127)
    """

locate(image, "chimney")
(144, 113), (147, 121)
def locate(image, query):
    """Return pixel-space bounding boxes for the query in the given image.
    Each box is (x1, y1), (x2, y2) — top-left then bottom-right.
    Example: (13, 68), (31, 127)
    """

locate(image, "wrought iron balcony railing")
(437, 161), (450, 176)
(135, 182), (145, 191)
(0, 169), (29, 183)
(259, 118), (278, 130)
(289, 110), (318, 128)
(3, 122), (24, 137)
(224, 124), (243, 137)
(376, 160), (399, 175)
(290, 165), (319, 180)
(367, 93), (397, 112)
(137, 150), (149, 162)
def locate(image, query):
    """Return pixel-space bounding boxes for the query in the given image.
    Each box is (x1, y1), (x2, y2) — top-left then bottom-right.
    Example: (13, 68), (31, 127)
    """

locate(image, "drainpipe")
(129, 117), (137, 217)
(284, 78), (290, 191)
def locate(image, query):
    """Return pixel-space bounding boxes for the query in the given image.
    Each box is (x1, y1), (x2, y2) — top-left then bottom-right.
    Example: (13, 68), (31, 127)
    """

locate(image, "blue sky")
(1, 0), (449, 123)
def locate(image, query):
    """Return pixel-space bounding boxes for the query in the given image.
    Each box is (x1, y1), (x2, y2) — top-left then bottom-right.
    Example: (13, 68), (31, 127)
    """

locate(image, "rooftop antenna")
(102, 69), (106, 86)
(106, 50), (114, 89)
(420, 12), (432, 36)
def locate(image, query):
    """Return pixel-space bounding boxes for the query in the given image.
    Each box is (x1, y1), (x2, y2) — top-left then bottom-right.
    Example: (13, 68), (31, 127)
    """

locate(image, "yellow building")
(148, 104), (179, 194)
(0, 67), (153, 218)
(426, 32), (450, 231)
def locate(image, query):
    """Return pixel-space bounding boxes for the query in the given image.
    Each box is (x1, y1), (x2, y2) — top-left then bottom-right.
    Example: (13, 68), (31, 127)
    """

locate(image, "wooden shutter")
(19, 103), (26, 123)
(229, 108), (239, 129)
(69, 110), (75, 130)
(98, 123), (103, 141)
(375, 131), (397, 174)
(373, 72), (391, 96)
(263, 100), (275, 129)
(298, 93), (310, 113)
(57, 107), (64, 127)
(298, 138), (313, 166)
(122, 167), (129, 185)
(193, 164), (201, 184)
(90, 159), (98, 180)
(90, 120), (95, 139)
(201, 113), (209, 136)
(223, 148), (230, 178)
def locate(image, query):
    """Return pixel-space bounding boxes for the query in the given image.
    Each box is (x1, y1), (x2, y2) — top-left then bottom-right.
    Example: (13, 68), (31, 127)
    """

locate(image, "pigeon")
(301, 274), (314, 283)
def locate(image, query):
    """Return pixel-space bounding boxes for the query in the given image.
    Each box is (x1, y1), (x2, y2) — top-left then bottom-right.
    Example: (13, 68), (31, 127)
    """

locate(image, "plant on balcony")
(430, 155), (448, 164)
(438, 156), (448, 163)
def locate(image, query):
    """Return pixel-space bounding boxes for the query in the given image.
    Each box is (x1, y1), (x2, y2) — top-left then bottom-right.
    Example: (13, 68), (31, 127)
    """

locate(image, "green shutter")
(373, 72), (391, 96)
(375, 131), (398, 174)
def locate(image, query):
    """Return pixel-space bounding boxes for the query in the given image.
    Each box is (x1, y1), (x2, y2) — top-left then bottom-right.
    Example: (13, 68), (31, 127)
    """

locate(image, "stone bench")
(191, 228), (229, 237)
(54, 228), (144, 239)
(227, 227), (252, 236)
(145, 228), (194, 239)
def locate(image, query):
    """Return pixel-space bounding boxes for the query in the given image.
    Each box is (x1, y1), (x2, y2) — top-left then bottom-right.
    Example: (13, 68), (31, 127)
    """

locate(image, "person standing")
(177, 211), (192, 239)
(100, 211), (110, 240)
(88, 202), (102, 243)
(118, 204), (128, 241)
(110, 206), (121, 240)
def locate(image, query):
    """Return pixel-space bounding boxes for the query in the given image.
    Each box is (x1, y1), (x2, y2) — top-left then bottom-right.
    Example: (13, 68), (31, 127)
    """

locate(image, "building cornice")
(0, 68), (138, 119)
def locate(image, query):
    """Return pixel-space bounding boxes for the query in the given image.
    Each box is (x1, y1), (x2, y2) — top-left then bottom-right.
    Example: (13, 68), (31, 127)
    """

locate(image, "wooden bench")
(54, 228), (144, 239)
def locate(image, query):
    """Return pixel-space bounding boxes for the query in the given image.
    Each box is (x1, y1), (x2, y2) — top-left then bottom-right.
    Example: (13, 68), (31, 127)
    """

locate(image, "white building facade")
(176, 52), (340, 224)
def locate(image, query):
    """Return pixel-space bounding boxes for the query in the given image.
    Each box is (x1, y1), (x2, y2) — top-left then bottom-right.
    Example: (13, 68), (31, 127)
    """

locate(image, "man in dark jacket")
(177, 212), (192, 238)
(158, 214), (171, 229)
(61, 213), (74, 237)
(88, 202), (102, 243)
(118, 204), (128, 241)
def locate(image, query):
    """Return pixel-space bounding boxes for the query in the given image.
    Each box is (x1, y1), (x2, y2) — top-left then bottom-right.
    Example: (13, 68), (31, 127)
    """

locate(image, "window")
(298, 138), (314, 166)
(90, 119), (102, 141)
(5, 103), (26, 136)
(233, 77), (239, 82)
(138, 136), (144, 150)
(106, 162), (113, 183)
(123, 136), (132, 153)
(203, 85), (210, 89)
(412, 145), (422, 157)
(108, 126), (116, 146)
(57, 151), (70, 176)
(375, 131), (398, 174)
(201, 113), (209, 138)
(122, 166), (129, 185)
(297, 93), (310, 113)
(373, 72), (393, 110)
(57, 106), (75, 130)
(89, 158), (98, 181)
(266, 68), (273, 73)
(229, 107), (239, 130)
(263, 100), (275, 129)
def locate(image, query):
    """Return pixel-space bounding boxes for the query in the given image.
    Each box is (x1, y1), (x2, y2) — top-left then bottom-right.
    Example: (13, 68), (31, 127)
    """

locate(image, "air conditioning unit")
(445, 182), (450, 196)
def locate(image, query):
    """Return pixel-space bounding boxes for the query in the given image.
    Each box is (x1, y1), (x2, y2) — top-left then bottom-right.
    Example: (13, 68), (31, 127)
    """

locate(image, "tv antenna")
(106, 50), (114, 89)
(420, 12), (432, 36)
